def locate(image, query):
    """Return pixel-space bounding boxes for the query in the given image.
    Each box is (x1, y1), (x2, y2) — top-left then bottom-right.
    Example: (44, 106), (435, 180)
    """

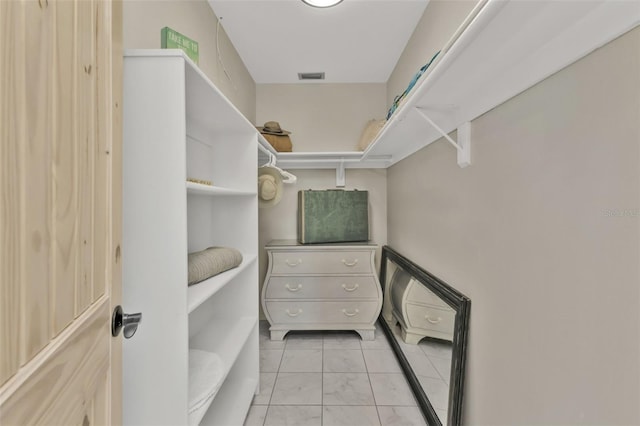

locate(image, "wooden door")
(0, 0), (123, 424)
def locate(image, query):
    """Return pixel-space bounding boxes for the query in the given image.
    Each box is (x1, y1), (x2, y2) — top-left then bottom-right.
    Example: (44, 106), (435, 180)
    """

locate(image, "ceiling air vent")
(298, 72), (325, 80)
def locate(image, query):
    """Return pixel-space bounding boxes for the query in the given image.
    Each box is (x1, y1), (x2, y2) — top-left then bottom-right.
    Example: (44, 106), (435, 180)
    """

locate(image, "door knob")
(111, 305), (142, 339)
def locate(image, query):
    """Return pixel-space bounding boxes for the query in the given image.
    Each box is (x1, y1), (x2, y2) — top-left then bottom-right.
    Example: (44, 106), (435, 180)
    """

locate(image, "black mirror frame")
(378, 245), (471, 426)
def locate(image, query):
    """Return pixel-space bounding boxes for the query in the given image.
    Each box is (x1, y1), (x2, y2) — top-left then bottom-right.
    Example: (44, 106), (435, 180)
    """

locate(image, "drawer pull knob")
(425, 316), (442, 324)
(342, 259), (359, 267)
(286, 308), (303, 317)
(341, 283), (359, 292)
(342, 308), (360, 317)
(285, 259), (303, 267)
(285, 283), (303, 292)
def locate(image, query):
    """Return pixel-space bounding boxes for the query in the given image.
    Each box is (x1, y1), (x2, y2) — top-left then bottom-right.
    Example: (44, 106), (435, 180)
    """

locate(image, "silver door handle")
(112, 305), (142, 339)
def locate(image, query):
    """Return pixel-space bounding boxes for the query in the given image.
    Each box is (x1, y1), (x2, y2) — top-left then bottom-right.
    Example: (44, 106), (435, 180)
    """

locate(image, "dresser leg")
(355, 329), (375, 341)
(270, 329), (289, 341)
(401, 329), (424, 345)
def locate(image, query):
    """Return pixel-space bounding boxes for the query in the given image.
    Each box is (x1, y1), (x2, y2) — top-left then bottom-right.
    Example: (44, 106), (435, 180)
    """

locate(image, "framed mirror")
(378, 245), (470, 425)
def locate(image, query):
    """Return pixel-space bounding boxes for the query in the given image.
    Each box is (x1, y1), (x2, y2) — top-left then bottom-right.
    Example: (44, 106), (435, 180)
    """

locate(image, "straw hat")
(257, 121), (291, 136)
(258, 166), (283, 208)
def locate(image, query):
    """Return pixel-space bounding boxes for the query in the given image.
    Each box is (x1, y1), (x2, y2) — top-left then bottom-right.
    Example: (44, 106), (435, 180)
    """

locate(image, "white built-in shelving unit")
(277, 0), (639, 172)
(122, 49), (259, 426)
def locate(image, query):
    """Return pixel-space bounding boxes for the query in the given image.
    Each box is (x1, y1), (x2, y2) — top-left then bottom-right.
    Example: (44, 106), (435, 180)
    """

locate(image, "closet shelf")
(187, 254), (257, 313)
(123, 50), (259, 425)
(275, 152), (393, 187)
(189, 316), (257, 385)
(264, 0), (638, 172)
(199, 376), (258, 425)
(188, 350), (225, 426)
(275, 151), (392, 170)
(186, 181), (256, 197)
(360, 0), (639, 167)
(126, 49), (258, 143)
(188, 316), (257, 424)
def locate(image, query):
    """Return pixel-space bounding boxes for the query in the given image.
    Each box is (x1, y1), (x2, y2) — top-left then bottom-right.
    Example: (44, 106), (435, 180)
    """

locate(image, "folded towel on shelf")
(188, 246), (243, 286)
(188, 349), (225, 425)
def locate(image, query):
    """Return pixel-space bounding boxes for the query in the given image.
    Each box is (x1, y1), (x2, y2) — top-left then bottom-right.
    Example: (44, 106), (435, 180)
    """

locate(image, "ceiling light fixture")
(301, 0), (343, 8)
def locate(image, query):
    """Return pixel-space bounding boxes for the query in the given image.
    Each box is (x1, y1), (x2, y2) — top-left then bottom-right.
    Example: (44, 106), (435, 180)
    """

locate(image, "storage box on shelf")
(123, 50), (258, 426)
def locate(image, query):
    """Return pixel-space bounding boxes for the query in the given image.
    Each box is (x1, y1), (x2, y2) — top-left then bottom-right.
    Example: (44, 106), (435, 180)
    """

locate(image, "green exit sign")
(161, 27), (199, 64)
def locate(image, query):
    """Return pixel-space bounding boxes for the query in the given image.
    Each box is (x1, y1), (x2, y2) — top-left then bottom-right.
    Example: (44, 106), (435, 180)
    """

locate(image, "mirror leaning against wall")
(378, 246), (471, 425)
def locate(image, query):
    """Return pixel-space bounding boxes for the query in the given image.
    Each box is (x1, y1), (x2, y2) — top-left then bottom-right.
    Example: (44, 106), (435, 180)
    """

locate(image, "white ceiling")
(207, 0), (429, 84)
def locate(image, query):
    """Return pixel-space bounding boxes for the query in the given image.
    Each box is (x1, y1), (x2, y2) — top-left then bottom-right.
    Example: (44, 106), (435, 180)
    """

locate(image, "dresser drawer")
(265, 276), (379, 300)
(406, 280), (450, 308)
(270, 250), (373, 275)
(265, 301), (380, 324)
(406, 303), (455, 338)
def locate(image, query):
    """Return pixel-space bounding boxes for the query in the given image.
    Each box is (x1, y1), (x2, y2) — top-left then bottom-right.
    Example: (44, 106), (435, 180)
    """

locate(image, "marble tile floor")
(244, 321), (447, 426)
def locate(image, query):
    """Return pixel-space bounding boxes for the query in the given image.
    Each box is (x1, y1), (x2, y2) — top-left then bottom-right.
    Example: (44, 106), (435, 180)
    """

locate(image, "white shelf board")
(187, 255), (257, 313)
(188, 317), (257, 425)
(188, 351), (224, 426)
(199, 377), (257, 426)
(276, 151), (392, 170)
(189, 316), (257, 377)
(353, 0), (639, 165)
(186, 182), (256, 197)
(124, 49), (258, 142)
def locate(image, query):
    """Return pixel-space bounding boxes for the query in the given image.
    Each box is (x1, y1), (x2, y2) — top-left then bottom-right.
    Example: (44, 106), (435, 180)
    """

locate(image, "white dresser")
(262, 240), (382, 340)
(389, 269), (455, 344)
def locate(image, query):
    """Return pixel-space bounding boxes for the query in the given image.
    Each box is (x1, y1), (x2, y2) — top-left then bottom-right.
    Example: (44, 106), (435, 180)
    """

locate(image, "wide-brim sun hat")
(257, 121), (291, 136)
(258, 166), (284, 208)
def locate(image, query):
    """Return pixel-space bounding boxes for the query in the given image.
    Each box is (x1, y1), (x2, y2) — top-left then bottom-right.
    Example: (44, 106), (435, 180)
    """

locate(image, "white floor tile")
(253, 372), (277, 405)
(253, 326), (441, 426)
(369, 373), (417, 406)
(377, 406), (427, 426)
(260, 349), (284, 373)
(416, 375), (449, 411)
(403, 351), (440, 379)
(419, 339), (452, 360)
(323, 331), (362, 350)
(270, 372), (323, 405)
(396, 337), (427, 354)
(429, 356), (452, 384)
(243, 405), (268, 426)
(360, 330), (391, 350)
(284, 332), (324, 349)
(323, 349), (366, 373)
(260, 328), (287, 350)
(322, 406), (381, 426)
(322, 373), (376, 406)
(280, 349), (323, 373)
(264, 405), (322, 426)
(362, 349), (402, 373)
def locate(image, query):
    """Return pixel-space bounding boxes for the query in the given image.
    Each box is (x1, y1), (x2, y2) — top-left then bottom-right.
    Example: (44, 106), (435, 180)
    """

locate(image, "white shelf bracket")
(336, 160), (346, 187)
(415, 107), (471, 168)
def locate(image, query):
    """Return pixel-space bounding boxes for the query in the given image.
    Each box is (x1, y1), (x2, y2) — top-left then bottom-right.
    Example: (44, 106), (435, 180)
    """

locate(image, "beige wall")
(256, 83), (389, 318)
(256, 84), (387, 152)
(387, 0), (478, 108)
(258, 169), (388, 318)
(387, 27), (640, 425)
(123, 0), (256, 122)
